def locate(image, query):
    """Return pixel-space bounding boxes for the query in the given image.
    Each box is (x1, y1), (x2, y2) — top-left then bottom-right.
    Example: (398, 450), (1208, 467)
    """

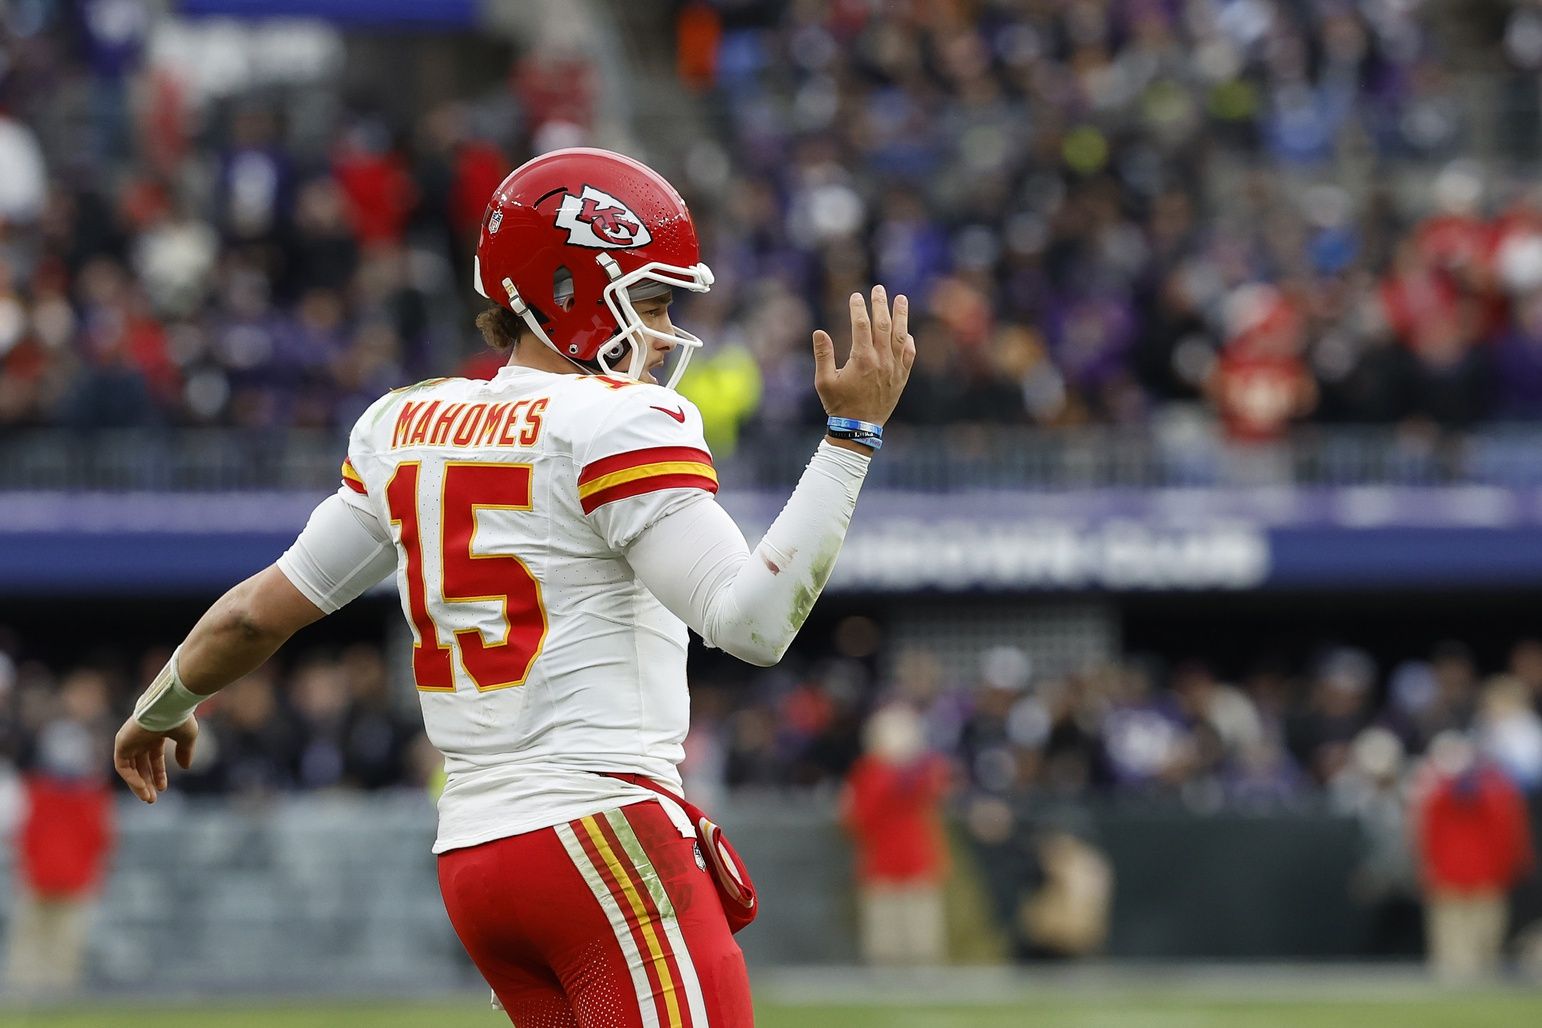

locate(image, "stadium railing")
(4, 423), (1542, 492)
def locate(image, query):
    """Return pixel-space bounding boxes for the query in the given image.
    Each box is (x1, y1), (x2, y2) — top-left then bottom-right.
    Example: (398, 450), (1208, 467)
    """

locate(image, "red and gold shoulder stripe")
(341, 458), (367, 496)
(578, 446), (717, 514)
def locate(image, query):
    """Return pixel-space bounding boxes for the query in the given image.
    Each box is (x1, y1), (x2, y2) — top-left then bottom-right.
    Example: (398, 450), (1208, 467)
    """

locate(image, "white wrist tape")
(133, 647), (203, 732)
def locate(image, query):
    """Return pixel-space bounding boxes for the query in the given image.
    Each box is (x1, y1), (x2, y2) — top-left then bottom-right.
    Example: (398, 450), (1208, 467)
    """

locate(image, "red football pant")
(437, 799), (755, 1027)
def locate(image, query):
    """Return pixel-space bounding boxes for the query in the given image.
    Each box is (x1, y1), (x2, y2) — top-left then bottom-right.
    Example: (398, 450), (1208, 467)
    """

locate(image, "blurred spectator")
(1171, 660), (1264, 775)
(336, 644), (413, 790)
(0, 113), (48, 224)
(888, 646), (966, 757)
(1509, 638), (1542, 716)
(291, 656), (355, 790)
(1405, 641), (1482, 752)
(1033, 675), (1105, 797)
(961, 795), (1113, 963)
(840, 703), (950, 966)
(1286, 647), (1376, 784)
(1208, 285), (1316, 442)
(1492, 289), (1542, 419)
(1019, 825), (1114, 960)
(960, 794), (1039, 960)
(1099, 660), (1195, 789)
(1414, 732), (1535, 981)
(958, 646), (1041, 794)
(215, 107), (291, 247)
(1334, 728), (1422, 957)
(331, 122), (416, 249)
(4, 669), (115, 995)
(0, 647), (19, 832)
(1474, 676), (1542, 792)
(675, 1), (721, 93)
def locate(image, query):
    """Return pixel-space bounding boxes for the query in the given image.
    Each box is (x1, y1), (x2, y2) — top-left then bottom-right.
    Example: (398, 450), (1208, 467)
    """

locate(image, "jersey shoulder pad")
(567, 377), (705, 451)
(569, 380), (714, 514)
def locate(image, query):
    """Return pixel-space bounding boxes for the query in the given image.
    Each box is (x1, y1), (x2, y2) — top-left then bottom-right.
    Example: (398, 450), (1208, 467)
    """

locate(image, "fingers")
(901, 329), (917, 374)
(136, 752), (157, 801)
(811, 328), (837, 391)
(119, 748), (158, 804)
(869, 285), (891, 364)
(115, 749), (154, 804)
(891, 293), (910, 363)
(848, 292), (873, 359)
(150, 740), (169, 792)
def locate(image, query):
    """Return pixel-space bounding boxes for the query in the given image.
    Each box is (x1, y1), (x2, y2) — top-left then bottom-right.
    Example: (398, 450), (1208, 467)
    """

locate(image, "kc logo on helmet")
(554, 185), (653, 249)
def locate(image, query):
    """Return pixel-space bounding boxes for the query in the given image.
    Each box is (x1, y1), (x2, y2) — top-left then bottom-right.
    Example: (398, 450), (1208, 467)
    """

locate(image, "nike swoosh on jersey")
(649, 405), (686, 423)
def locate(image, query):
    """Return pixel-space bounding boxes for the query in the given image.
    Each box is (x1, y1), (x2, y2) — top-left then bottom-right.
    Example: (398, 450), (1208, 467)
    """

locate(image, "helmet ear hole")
(553, 266), (574, 312)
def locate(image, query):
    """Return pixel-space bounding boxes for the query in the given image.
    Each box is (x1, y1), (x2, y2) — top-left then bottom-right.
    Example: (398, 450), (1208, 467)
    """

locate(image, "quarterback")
(113, 148), (914, 1026)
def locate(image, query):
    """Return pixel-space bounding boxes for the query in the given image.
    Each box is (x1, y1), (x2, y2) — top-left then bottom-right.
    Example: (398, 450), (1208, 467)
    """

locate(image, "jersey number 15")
(385, 461), (548, 692)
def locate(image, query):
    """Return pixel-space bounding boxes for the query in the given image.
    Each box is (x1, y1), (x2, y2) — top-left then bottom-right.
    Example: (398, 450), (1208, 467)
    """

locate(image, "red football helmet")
(473, 147), (715, 389)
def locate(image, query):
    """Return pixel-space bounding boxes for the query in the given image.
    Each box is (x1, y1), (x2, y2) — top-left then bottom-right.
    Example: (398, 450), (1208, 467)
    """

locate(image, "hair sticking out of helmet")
(473, 148), (715, 390)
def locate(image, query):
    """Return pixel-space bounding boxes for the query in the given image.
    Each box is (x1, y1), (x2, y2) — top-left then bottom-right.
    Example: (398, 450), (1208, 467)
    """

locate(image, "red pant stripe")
(593, 810), (700, 1027)
(551, 820), (661, 1028)
(573, 814), (686, 1028)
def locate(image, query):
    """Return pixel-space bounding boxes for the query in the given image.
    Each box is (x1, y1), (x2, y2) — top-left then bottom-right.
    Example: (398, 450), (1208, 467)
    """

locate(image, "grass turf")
(1, 994), (1540, 1028)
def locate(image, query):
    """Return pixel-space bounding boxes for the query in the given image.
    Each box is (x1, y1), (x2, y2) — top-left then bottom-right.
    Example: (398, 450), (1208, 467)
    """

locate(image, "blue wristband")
(826, 416), (883, 450)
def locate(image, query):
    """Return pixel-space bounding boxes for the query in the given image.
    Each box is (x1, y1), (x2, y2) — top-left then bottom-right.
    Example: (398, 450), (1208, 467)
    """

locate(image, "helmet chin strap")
(498, 275), (586, 373)
(499, 252), (703, 385)
(502, 275), (644, 379)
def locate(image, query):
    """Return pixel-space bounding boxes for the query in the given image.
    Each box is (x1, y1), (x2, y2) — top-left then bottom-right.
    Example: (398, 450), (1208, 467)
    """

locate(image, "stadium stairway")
(594, 0), (716, 178)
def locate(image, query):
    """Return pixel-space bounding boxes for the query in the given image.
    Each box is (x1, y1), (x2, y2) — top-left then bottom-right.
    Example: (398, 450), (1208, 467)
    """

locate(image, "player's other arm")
(629, 287), (914, 665)
(112, 566), (324, 803)
(114, 481), (397, 803)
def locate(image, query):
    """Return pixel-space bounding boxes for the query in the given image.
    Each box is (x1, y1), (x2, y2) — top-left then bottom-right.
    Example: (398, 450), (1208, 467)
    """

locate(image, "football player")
(113, 147), (914, 1026)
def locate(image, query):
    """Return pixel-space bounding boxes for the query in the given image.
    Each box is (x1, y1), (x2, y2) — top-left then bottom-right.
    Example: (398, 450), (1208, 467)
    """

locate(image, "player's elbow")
(701, 595), (796, 665)
(721, 631), (791, 668)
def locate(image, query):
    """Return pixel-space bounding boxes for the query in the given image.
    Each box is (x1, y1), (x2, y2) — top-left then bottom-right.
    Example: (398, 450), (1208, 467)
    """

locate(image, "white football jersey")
(338, 365), (721, 853)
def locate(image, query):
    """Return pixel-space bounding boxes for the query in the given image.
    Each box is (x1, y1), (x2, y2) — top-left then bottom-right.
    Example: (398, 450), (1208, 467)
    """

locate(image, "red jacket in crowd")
(19, 774), (115, 897)
(841, 754), (950, 886)
(1415, 765), (1535, 894)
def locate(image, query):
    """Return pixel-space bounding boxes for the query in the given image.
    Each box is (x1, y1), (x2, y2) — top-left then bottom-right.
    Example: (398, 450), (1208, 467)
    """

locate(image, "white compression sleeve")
(625, 440), (870, 666)
(275, 493), (398, 613)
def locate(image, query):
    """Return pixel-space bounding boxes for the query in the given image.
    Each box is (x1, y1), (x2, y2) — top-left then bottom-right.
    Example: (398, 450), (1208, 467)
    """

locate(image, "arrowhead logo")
(554, 185), (653, 249)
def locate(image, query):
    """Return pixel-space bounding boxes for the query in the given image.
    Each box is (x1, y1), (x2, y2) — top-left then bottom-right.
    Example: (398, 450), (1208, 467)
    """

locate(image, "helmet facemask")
(592, 254), (715, 390)
(487, 252), (714, 390)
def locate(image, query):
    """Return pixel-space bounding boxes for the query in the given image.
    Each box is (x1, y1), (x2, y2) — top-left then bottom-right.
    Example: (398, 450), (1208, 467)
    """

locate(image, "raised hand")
(811, 285), (916, 427)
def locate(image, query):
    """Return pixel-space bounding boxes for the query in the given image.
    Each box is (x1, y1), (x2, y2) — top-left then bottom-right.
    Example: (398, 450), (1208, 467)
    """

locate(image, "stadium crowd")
(2, 624), (1538, 973)
(680, 0), (1542, 443)
(5, 2), (1542, 445)
(3, 628), (1540, 806)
